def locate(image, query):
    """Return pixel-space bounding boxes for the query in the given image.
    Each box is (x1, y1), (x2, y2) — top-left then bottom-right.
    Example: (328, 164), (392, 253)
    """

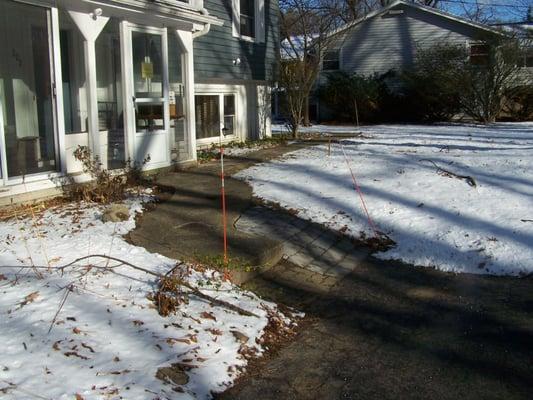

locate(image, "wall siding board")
(194, 0), (279, 82)
(336, 4), (491, 77)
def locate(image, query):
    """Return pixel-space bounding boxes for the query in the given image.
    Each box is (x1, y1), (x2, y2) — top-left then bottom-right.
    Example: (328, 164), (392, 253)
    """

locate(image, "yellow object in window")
(141, 62), (154, 79)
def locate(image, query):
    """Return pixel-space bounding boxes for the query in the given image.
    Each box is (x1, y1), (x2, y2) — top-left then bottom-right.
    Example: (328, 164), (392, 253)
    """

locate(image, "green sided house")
(0, 0), (279, 204)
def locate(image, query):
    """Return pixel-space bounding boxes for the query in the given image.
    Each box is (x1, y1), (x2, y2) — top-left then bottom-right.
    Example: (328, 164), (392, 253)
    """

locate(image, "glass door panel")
(223, 95), (235, 136)
(130, 28), (168, 165)
(195, 95), (220, 139)
(132, 31), (163, 99)
(96, 18), (125, 170)
(0, 1), (57, 178)
(168, 32), (188, 161)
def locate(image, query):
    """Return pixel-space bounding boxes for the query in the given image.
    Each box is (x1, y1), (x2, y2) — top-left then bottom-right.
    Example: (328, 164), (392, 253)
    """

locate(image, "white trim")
(0, 2), (63, 186)
(232, 0), (265, 43)
(0, 81), (7, 187)
(256, 0), (265, 43)
(128, 24), (170, 167)
(176, 30), (197, 161)
(120, 20), (135, 166)
(50, 7), (67, 174)
(67, 10), (110, 166)
(232, 0), (240, 39)
(194, 84), (245, 145)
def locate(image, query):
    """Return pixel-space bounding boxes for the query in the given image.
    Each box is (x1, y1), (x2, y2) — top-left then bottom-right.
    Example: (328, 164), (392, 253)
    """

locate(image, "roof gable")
(327, 0), (503, 39)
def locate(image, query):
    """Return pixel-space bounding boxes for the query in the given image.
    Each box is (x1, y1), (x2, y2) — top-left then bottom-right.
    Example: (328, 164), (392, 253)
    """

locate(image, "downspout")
(192, 8), (211, 39)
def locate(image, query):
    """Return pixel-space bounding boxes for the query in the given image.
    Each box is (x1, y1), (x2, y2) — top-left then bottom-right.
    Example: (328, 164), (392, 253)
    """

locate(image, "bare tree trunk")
(303, 96), (310, 126)
(354, 98), (360, 127)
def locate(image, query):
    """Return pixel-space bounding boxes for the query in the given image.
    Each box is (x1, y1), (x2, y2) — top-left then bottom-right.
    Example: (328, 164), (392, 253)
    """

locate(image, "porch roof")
(58, 0), (223, 31)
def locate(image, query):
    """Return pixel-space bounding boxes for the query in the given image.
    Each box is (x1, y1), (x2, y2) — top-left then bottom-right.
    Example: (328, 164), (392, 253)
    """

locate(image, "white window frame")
(194, 91), (239, 146)
(0, 2), (64, 187)
(232, 0), (265, 43)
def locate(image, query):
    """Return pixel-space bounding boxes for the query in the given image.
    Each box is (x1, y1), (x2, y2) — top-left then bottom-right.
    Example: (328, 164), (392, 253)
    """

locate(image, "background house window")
(323, 50), (340, 70)
(469, 43), (489, 65)
(518, 50), (533, 68)
(240, 0), (255, 38)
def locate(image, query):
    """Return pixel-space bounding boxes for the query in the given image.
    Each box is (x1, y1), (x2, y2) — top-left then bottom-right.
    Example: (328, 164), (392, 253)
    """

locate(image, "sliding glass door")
(0, 1), (58, 181)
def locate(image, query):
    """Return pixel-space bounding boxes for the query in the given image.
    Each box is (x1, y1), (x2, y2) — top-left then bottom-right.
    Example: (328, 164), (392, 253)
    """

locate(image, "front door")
(130, 27), (169, 167)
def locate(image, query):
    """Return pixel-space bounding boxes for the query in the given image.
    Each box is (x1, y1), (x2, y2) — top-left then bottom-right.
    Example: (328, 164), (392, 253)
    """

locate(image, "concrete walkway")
(129, 144), (310, 273)
(129, 143), (533, 400)
(236, 206), (369, 279)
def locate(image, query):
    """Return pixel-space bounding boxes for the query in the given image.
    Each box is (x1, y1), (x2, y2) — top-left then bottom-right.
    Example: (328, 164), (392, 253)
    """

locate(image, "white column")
(0, 86), (7, 186)
(67, 11), (109, 166)
(120, 21), (134, 166)
(176, 30), (197, 161)
(50, 7), (67, 174)
(84, 39), (101, 163)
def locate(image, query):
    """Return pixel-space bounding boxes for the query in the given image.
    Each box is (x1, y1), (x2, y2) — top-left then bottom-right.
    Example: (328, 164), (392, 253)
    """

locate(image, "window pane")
(224, 95), (235, 116)
(60, 12), (88, 134)
(240, 0), (255, 38)
(132, 31), (163, 98)
(195, 95), (220, 139)
(526, 54), (533, 68)
(168, 33), (189, 161)
(223, 116), (234, 136)
(240, 0), (254, 16)
(96, 18), (125, 170)
(223, 95), (235, 136)
(136, 104), (164, 131)
(469, 43), (489, 65)
(323, 51), (340, 70)
(0, 1), (57, 178)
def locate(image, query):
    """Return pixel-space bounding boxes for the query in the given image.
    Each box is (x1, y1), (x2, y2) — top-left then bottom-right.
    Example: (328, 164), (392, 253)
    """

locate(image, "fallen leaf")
(207, 328), (223, 336)
(0, 274), (7, 281)
(75, 394), (84, 400)
(200, 311), (217, 322)
(19, 291), (39, 308)
(72, 327), (82, 334)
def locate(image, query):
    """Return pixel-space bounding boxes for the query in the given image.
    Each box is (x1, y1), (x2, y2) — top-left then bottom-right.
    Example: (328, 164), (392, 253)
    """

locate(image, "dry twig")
(420, 159), (477, 187)
(59, 255), (259, 318)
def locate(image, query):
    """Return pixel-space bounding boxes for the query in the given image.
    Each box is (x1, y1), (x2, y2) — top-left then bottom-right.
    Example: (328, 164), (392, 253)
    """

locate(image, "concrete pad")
(288, 251), (316, 267)
(321, 245), (348, 263)
(338, 249), (370, 271)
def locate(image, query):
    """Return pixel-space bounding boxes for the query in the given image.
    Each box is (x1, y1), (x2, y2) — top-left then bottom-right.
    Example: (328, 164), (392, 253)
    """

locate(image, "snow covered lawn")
(0, 193), (294, 399)
(238, 123), (533, 276)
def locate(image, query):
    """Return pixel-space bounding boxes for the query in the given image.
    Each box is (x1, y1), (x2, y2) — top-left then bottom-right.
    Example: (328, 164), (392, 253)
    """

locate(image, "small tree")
(319, 71), (382, 123)
(404, 36), (529, 123)
(400, 43), (464, 121)
(279, 0), (339, 137)
(457, 36), (526, 123)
